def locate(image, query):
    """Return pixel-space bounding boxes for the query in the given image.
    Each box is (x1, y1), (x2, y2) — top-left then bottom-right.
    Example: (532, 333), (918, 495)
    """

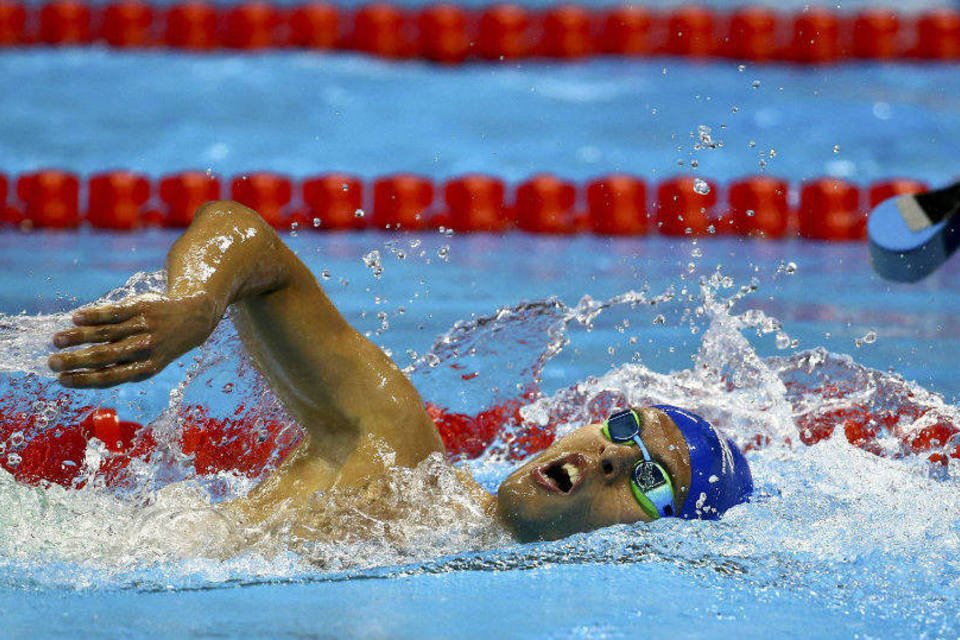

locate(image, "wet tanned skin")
(497, 408), (693, 541)
(46, 201), (688, 539)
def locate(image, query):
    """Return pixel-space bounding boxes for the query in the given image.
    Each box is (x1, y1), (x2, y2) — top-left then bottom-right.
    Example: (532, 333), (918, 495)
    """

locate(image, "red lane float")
(0, 173), (8, 225)
(352, 3), (412, 59)
(851, 10), (901, 60)
(231, 173), (293, 228)
(599, 6), (654, 56)
(3, 3), (960, 64)
(101, 1), (154, 47)
(301, 173), (365, 230)
(791, 8), (841, 63)
(915, 10), (960, 60)
(726, 7), (779, 62)
(477, 4), (530, 60)
(0, 171), (943, 241)
(797, 178), (864, 241)
(159, 171), (222, 227)
(288, 2), (340, 49)
(0, 0), (26, 45)
(586, 175), (647, 236)
(655, 176), (717, 236)
(664, 5), (717, 58)
(87, 171), (150, 230)
(164, 1), (218, 50)
(727, 176), (790, 239)
(39, 0), (91, 45)
(222, 1), (281, 49)
(539, 4), (592, 59)
(443, 174), (508, 232)
(16, 170), (81, 229)
(515, 174), (578, 234)
(867, 178), (927, 208)
(5, 394), (960, 489)
(373, 174), (434, 230)
(417, 4), (469, 64)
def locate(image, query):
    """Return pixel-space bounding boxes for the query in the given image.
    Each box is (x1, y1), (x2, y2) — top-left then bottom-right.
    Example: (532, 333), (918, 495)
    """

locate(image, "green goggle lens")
(602, 409), (676, 519)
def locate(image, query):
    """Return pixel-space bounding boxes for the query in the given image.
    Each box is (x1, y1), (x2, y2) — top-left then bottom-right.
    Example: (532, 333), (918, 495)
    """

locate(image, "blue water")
(3, 232), (960, 638)
(1, 53), (959, 186)
(3, 12), (960, 639)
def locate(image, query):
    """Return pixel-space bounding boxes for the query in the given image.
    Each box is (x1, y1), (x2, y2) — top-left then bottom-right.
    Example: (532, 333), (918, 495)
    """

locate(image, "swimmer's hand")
(48, 294), (218, 389)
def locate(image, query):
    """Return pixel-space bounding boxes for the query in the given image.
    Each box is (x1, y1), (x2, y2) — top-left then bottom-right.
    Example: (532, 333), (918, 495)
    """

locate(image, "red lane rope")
(0, 169), (932, 240)
(2, 398), (958, 489)
(0, 1), (957, 64)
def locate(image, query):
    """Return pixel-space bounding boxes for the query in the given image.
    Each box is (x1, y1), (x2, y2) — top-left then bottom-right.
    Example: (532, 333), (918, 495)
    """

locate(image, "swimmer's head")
(495, 406), (753, 542)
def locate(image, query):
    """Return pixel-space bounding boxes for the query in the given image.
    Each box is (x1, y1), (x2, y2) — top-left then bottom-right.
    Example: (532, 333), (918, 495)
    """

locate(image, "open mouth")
(532, 453), (587, 495)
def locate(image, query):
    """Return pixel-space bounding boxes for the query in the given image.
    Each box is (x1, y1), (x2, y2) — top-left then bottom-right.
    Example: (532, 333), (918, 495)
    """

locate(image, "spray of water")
(0, 265), (958, 621)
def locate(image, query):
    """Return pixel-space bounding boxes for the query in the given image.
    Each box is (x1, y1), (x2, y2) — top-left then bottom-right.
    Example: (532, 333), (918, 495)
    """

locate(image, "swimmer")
(46, 201), (752, 542)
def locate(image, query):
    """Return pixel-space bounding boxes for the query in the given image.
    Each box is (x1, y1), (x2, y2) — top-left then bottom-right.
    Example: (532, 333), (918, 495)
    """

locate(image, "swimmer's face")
(496, 408), (692, 542)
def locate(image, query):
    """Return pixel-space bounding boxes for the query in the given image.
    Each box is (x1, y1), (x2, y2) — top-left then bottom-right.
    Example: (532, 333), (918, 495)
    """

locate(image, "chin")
(495, 468), (584, 542)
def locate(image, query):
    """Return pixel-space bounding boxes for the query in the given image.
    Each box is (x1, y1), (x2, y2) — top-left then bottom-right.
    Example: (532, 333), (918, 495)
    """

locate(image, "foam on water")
(0, 264), (958, 634)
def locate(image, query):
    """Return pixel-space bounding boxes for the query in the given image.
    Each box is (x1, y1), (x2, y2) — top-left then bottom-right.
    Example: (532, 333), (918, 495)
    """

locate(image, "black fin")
(912, 181), (960, 226)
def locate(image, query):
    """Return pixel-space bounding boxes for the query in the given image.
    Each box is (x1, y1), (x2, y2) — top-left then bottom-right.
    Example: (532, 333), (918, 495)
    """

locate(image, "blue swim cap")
(653, 405), (753, 520)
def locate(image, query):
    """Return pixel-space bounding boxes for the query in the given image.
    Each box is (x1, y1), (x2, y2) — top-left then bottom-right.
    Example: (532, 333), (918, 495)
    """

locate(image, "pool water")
(3, 231), (960, 638)
(3, 2), (960, 636)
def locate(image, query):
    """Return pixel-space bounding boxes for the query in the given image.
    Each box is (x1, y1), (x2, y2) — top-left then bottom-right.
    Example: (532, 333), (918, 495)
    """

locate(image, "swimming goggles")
(602, 409), (676, 520)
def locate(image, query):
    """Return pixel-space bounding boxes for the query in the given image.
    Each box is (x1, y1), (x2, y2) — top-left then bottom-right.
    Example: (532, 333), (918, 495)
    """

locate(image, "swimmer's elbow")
(193, 200), (270, 231)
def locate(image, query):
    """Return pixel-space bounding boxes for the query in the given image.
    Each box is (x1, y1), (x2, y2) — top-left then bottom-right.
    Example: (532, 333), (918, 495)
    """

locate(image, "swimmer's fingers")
(52, 316), (147, 348)
(56, 361), (159, 389)
(72, 300), (143, 326)
(48, 334), (153, 374)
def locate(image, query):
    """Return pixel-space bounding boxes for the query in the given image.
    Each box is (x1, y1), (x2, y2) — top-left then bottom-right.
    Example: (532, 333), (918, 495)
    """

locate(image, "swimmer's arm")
(49, 200), (443, 468)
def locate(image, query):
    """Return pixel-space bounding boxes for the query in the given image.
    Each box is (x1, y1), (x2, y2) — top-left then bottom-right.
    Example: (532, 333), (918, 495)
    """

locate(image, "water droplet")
(862, 330), (878, 344)
(737, 64), (746, 72)
(691, 247), (703, 258)
(362, 250), (383, 278)
(775, 333), (791, 350)
(693, 178), (711, 195)
(746, 209), (755, 217)
(785, 261), (797, 274)
(751, 80), (761, 89)
(354, 208), (366, 218)
(653, 314), (666, 325)
(313, 217), (322, 228)
(424, 353), (440, 368)
(6, 453), (21, 468)
(8, 432), (24, 448)
(222, 383), (234, 394)
(832, 144), (841, 154)
(687, 262), (696, 273)
(437, 245), (450, 261)
(320, 269), (331, 280)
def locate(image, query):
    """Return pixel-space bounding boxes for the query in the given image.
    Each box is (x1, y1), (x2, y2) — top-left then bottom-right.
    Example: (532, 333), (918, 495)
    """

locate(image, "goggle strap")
(630, 433), (654, 461)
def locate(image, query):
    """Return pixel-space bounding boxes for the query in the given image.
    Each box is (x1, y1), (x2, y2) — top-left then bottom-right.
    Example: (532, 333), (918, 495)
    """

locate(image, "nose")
(599, 443), (635, 484)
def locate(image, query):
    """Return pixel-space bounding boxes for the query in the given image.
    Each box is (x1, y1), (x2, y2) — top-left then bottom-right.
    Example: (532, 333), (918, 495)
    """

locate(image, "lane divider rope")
(0, 169), (934, 240)
(0, 2), (957, 64)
